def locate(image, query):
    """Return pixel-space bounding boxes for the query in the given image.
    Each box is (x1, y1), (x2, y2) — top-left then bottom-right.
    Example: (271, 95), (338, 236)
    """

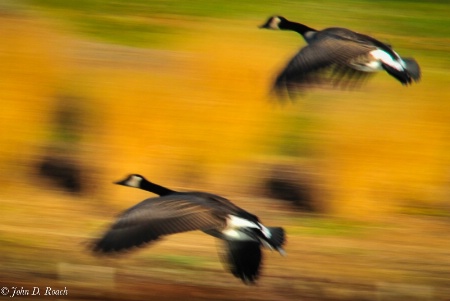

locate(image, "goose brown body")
(260, 16), (421, 98)
(92, 174), (286, 284)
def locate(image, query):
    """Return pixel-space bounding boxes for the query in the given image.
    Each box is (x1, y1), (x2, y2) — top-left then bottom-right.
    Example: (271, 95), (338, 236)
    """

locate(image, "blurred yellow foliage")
(1, 14), (450, 217)
(1, 11), (450, 300)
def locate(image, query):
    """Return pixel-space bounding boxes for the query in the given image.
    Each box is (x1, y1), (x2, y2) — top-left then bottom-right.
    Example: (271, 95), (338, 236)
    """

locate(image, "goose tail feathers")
(267, 227), (286, 255)
(402, 57), (421, 82)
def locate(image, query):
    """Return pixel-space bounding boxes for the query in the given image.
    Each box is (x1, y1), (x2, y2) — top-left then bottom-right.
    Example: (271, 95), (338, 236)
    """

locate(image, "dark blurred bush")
(36, 93), (87, 194)
(262, 162), (323, 212)
(38, 155), (83, 193)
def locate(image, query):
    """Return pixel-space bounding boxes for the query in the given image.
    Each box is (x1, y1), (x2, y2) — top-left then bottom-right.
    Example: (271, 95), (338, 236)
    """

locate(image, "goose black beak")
(258, 19), (272, 29)
(113, 179), (127, 186)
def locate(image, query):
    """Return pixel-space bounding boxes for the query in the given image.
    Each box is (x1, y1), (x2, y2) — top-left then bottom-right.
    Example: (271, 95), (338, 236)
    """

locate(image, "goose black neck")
(140, 180), (175, 196)
(281, 20), (316, 36)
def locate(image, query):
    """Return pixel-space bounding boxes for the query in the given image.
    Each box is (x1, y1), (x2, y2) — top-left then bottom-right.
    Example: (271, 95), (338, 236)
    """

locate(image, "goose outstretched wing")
(274, 36), (375, 95)
(93, 195), (226, 253)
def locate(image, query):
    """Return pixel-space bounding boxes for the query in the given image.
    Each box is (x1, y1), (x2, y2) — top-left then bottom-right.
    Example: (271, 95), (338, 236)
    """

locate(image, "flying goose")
(92, 174), (286, 284)
(259, 16), (421, 97)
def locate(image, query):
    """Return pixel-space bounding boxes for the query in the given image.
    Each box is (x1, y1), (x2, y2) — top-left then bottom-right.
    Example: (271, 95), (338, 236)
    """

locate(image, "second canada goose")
(260, 16), (421, 97)
(92, 174), (286, 284)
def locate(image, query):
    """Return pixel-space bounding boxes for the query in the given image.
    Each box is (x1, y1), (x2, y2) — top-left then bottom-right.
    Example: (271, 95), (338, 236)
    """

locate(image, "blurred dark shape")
(38, 155), (82, 193)
(266, 178), (310, 207)
(264, 164), (319, 212)
(36, 92), (87, 194)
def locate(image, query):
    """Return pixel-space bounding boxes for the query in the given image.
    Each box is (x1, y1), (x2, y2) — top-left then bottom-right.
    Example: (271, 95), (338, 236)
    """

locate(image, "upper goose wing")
(93, 194), (226, 253)
(274, 36), (375, 95)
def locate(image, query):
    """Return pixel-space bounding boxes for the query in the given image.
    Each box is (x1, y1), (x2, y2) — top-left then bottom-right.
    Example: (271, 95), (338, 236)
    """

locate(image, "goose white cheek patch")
(128, 176), (142, 188)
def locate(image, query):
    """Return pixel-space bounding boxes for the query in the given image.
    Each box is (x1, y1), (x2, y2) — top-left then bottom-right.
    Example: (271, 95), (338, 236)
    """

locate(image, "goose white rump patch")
(370, 49), (404, 71)
(227, 215), (272, 238)
(228, 215), (258, 228)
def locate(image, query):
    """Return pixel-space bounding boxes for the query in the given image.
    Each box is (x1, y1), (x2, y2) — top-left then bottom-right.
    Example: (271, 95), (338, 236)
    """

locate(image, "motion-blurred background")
(1, 0), (450, 300)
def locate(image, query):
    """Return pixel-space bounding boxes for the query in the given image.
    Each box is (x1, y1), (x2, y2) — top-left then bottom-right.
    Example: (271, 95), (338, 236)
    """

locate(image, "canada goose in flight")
(92, 174), (286, 284)
(259, 16), (421, 98)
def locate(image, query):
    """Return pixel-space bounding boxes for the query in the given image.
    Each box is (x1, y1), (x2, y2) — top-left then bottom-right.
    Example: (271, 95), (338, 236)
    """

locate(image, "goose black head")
(114, 174), (145, 188)
(259, 16), (288, 30)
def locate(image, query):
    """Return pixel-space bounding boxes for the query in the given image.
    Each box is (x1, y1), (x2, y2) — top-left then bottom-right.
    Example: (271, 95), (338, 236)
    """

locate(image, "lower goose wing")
(220, 239), (262, 284)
